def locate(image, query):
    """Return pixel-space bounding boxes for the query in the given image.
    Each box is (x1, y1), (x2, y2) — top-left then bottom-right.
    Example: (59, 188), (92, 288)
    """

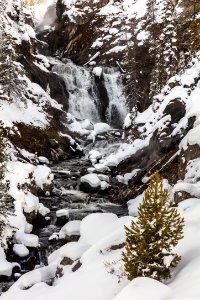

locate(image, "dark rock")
(25, 256), (38, 271)
(24, 211), (51, 231)
(163, 98), (186, 124)
(72, 260), (82, 272)
(48, 139), (59, 149)
(55, 215), (69, 226)
(60, 257), (74, 266)
(80, 181), (101, 193)
(174, 191), (193, 205)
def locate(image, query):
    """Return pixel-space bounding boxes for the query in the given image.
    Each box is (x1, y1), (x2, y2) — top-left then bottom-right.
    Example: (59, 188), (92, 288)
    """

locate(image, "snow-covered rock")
(59, 220), (81, 239)
(80, 213), (118, 245)
(93, 123), (110, 135)
(80, 174), (101, 193)
(48, 241), (89, 265)
(15, 232), (39, 248)
(114, 277), (171, 300)
(89, 150), (102, 161)
(13, 244), (29, 258)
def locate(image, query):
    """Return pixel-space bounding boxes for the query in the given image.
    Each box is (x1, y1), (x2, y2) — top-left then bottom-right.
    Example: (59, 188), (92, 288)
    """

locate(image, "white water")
(103, 68), (127, 127)
(52, 60), (127, 127)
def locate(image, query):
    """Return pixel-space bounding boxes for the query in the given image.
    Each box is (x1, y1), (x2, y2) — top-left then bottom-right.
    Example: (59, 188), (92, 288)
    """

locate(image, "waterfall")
(52, 60), (127, 128)
(103, 68), (127, 128)
(52, 61), (100, 123)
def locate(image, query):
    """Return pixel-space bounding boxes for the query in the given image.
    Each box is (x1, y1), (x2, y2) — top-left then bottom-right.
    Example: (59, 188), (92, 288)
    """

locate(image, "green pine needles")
(123, 172), (184, 281)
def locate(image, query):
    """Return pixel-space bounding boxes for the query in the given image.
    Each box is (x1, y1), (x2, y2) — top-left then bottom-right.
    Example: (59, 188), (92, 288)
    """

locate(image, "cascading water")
(52, 61), (100, 123)
(52, 60), (128, 128)
(103, 67), (127, 128)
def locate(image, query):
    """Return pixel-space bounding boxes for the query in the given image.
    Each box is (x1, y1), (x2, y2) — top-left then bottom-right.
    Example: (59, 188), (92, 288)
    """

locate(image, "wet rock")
(24, 210), (51, 231)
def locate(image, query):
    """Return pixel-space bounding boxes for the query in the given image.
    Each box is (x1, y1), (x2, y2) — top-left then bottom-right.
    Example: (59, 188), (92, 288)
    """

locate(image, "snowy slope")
(2, 199), (200, 300)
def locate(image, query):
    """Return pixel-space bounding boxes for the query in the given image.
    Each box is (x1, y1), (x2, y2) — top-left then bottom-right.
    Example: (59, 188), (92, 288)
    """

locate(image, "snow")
(56, 209), (69, 218)
(33, 165), (54, 190)
(114, 277), (171, 300)
(93, 123), (111, 134)
(59, 220), (81, 239)
(94, 163), (110, 173)
(0, 249), (13, 277)
(127, 193), (144, 217)
(3, 161), (52, 245)
(100, 180), (110, 190)
(48, 241), (89, 265)
(80, 174), (101, 189)
(88, 150), (102, 161)
(79, 213), (118, 245)
(5, 201), (200, 300)
(15, 232), (39, 248)
(93, 67), (102, 77)
(13, 244), (29, 258)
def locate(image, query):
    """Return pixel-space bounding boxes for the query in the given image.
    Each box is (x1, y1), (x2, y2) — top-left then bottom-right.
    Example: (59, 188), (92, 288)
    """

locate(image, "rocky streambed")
(0, 139), (127, 294)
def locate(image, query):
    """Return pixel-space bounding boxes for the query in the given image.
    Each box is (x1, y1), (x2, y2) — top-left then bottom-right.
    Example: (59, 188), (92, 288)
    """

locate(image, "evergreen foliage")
(150, 0), (178, 99)
(123, 172), (184, 281)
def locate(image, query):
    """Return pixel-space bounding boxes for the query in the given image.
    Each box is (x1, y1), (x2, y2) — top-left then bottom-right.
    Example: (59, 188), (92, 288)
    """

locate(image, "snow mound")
(114, 277), (171, 300)
(15, 232), (39, 248)
(13, 244), (29, 258)
(80, 213), (118, 245)
(59, 220), (81, 239)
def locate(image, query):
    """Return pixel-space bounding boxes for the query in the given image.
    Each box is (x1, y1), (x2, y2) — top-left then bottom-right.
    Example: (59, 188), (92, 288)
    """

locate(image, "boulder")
(80, 174), (101, 193)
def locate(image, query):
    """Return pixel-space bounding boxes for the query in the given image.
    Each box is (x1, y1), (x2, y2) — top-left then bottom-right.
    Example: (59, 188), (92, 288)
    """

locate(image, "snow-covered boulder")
(56, 209), (69, 226)
(94, 163), (110, 173)
(100, 181), (110, 191)
(15, 232), (39, 248)
(80, 174), (101, 193)
(114, 277), (171, 300)
(80, 213), (118, 245)
(80, 119), (94, 130)
(105, 154), (119, 167)
(94, 122), (110, 135)
(89, 150), (102, 161)
(13, 244), (29, 258)
(59, 220), (81, 240)
(93, 67), (102, 77)
(48, 241), (89, 265)
(127, 193), (144, 217)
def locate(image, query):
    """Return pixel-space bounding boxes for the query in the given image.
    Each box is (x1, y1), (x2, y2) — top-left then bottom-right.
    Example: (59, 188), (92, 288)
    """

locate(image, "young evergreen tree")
(123, 172), (184, 281)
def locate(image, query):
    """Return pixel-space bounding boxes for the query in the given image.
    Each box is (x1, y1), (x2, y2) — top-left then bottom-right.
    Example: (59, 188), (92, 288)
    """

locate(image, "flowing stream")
(0, 60), (128, 294)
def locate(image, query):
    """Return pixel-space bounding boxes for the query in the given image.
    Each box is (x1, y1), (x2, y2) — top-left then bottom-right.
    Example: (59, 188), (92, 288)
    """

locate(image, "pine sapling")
(123, 172), (184, 281)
